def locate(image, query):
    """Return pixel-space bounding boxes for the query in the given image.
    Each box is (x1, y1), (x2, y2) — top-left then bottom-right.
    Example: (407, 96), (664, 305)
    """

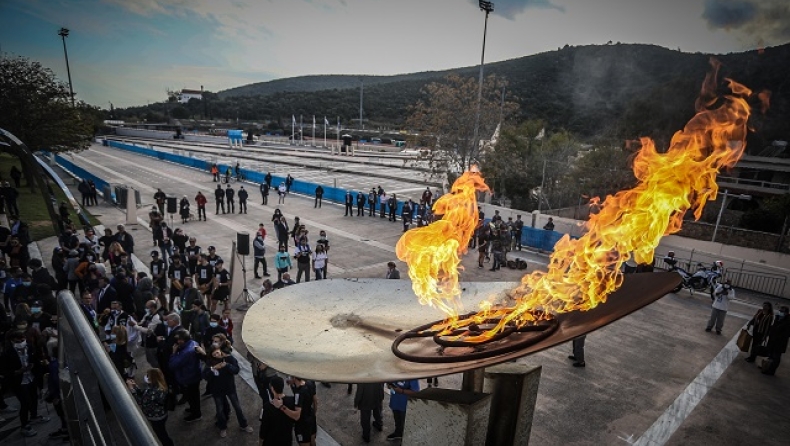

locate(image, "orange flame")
(397, 59), (763, 341)
(396, 169), (489, 317)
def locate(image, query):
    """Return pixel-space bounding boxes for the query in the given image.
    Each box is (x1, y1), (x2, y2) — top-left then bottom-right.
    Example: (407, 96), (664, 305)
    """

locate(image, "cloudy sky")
(1, 0), (787, 107)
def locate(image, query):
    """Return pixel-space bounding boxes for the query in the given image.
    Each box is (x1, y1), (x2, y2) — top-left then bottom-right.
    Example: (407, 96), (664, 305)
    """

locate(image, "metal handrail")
(58, 290), (160, 445)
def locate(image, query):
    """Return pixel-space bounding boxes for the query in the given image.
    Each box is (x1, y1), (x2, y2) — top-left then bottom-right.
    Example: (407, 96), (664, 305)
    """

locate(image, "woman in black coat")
(179, 196), (190, 224)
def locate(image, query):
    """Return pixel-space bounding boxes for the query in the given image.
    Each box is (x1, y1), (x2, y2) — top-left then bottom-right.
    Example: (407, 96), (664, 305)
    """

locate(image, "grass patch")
(0, 153), (100, 240)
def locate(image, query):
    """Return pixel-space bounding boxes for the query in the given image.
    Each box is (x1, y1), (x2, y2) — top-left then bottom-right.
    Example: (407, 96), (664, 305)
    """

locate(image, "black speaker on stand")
(234, 231), (254, 310)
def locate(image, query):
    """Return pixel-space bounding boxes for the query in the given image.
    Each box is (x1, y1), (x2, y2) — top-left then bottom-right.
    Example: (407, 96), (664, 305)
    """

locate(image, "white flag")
(324, 117), (329, 126)
(535, 127), (545, 140)
(292, 115), (296, 125)
(313, 115), (316, 129)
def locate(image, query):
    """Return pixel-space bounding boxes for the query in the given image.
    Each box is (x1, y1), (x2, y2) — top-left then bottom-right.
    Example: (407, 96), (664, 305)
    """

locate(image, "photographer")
(294, 236), (312, 283)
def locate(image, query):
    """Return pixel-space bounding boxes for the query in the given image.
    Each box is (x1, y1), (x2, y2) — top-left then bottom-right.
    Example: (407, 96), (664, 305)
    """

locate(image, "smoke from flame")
(397, 59), (767, 340)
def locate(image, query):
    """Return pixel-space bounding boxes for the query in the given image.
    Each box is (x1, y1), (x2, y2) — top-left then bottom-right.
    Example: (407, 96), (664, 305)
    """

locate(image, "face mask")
(212, 342), (220, 348)
(16, 325), (27, 331)
(145, 308), (152, 315)
(209, 322), (218, 328)
(222, 318), (229, 323)
(110, 334), (117, 340)
(109, 343), (117, 353)
(14, 340), (27, 349)
(22, 282), (31, 287)
(31, 307), (42, 314)
(144, 375), (151, 384)
(87, 256), (94, 261)
(780, 312), (788, 318)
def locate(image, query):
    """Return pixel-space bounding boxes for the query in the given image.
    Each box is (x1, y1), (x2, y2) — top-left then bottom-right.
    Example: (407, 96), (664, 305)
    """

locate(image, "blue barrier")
(105, 140), (567, 253)
(54, 154), (110, 193)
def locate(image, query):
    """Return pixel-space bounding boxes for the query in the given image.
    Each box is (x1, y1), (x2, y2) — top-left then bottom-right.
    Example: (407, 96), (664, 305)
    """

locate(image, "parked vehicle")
(664, 252), (723, 294)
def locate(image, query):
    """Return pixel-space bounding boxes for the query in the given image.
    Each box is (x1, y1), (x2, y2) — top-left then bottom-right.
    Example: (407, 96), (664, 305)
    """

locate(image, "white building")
(177, 89), (203, 104)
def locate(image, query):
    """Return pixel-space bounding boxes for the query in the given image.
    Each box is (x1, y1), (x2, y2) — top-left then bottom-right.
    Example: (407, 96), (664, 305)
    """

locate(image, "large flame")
(397, 60), (767, 341)
(396, 169), (489, 317)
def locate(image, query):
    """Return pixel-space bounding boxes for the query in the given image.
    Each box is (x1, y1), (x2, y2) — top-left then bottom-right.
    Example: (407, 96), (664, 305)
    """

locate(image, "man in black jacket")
(314, 185), (324, 208)
(225, 185), (235, 214)
(260, 182), (270, 205)
(238, 186), (248, 214)
(344, 191), (353, 216)
(354, 382), (384, 443)
(214, 184), (225, 214)
(115, 225), (134, 254)
(356, 192), (365, 217)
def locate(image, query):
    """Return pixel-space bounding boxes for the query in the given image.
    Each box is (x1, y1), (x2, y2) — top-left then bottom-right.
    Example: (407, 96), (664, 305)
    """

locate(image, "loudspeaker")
(166, 196), (177, 214)
(236, 232), (250, 256)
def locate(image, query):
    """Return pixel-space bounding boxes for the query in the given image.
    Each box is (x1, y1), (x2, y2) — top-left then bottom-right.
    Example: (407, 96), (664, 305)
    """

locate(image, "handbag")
(736, 328), (752, 352)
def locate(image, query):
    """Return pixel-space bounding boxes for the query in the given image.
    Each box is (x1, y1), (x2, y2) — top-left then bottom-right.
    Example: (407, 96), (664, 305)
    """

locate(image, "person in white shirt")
(706, 280), (734, 335)
(312, 245), (328, 280)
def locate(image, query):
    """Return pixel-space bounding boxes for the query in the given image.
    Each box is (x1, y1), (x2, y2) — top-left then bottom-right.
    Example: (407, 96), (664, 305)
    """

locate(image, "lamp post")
(471, 0), (494, 169)
(58, 27), (75, 107)
(359, 78), (364, 130)
(712, 189), (752, 243)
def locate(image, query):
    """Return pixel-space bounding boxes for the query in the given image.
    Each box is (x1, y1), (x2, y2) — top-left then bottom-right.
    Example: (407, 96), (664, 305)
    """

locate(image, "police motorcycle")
(664, 252), (723, 294)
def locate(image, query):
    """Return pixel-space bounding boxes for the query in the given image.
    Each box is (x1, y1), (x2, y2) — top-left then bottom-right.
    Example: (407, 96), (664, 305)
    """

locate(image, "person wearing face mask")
(10, 273), (34, 309)
(106, 325), (131, 378)
(315, 231), (330, 279)
(127, 368), (174, 446)
(168, 329), (203, 422)
(189, 301), (210, 345)
(1, 330), (47, 437)
(134, 300), (163, 367)
(253, 232), (270, 279)
(219, 308), (234, 344)
(294, 237), (312, 283)
(27, 301), (53, 333)
(312, 245), (328, 281)
(274, 244), (292, 282)
(202, 338), (253, 438)
(762, 306), (790, 376)
(99, 300), (131, 341)
(28, 258), (57, 291)
(202, 314), (228, 349)
(705, 280), (735, 335)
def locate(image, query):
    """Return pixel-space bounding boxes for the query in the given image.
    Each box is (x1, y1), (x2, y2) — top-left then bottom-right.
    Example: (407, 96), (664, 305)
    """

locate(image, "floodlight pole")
(712, 189), (751, 243)
(472, 1), (494, 170)
(58, 27), (75, 107)
(359, 78), (364, 130)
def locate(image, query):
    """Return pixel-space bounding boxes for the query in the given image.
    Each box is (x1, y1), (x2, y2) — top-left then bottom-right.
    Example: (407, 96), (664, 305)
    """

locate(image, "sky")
(1, 0), (788, 108)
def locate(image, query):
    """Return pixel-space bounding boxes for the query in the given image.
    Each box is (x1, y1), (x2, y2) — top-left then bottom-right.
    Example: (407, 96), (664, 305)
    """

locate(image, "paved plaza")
(3, 142), (788, 446)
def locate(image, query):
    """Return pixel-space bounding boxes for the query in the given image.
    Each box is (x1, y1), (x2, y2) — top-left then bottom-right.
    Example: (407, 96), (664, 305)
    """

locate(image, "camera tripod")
(233, 251), (256, 311)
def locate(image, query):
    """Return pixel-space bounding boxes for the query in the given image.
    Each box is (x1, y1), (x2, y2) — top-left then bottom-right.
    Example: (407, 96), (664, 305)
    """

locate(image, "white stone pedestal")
(403, 387), (490, 446)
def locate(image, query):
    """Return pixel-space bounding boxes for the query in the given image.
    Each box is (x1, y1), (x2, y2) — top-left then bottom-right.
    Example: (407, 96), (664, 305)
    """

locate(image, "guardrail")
(58, 290), (160, 445)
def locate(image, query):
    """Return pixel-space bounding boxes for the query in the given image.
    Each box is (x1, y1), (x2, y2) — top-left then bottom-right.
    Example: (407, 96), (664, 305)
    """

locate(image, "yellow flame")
(395, 170), (489, 318)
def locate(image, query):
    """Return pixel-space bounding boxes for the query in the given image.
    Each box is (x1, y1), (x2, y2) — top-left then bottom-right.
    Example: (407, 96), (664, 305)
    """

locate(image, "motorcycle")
(665, 256), (722, 294)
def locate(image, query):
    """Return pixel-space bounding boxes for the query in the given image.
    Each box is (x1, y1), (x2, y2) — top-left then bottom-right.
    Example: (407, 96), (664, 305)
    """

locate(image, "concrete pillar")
(461, 369), (485, 393)
(531, 210), (539, 228)
(125, 187), (137, 225)
(483, 363), (542, 446)
(403, 388), (490, 446)
(49, 152), (57, 166)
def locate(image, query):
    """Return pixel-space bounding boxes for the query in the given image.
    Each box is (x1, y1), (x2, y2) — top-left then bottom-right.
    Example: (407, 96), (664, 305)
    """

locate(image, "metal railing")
(653, 255), (787, 298)
(58, 290), (161, 445)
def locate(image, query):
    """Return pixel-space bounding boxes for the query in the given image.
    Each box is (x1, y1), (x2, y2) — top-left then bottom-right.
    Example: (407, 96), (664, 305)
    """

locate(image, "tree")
(405, 74), (519, 180)
(0, 55), (98, 153)
(171, 106), (189, 120)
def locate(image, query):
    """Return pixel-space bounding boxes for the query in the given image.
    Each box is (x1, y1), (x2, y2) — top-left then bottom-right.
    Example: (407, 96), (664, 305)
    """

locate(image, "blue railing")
(104, 140), (564, 253)
(53, 154), (110, 193)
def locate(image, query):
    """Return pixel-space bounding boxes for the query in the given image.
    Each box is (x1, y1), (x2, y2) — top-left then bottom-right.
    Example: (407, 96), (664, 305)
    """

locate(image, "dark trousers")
(261, 194), (268, 205)
(6, 200), (19, 217)
(82, 194), (89, 207)
(357, 205), (363, 216)
(216, 200), (225, 214)
(389, 209), (395, 221)
(747, 334), (765, 360)
(345, 203), (353, 215)
(227, 199), (235, 213)
(380, 206), (386, 218)
(197, 206), (206, 220)
(766, 348), (783, 374)
(213, 393), (248, 430)
(239, 200), (247, 213)
(392, 409), (406, 436)
(184, 381), (201, 416)
(573, 335), (586, 363)
(150, 418), (174, 446)
(296, 263), (310, 283)
(315, 196), (322, 208)
(360, 404), (383, 440)
(14, 382), (39, 428)
(369, 202), (376, 216)
(254, 257), (268, 276)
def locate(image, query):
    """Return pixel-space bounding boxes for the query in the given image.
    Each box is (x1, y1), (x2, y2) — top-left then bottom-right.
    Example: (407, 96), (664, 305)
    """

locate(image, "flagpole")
(323, 117), (327, 148)
(337, 116), (340, 150)
(312, 115), (315, 146)
(300, 115), (303, 145)
(291, 115), (295, 145)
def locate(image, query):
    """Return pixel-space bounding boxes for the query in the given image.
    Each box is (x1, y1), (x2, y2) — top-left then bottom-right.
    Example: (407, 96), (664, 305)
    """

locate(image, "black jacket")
(238, 189), (248, 202)
(767, 316), (790, 354)
(354, 382), (384, 410)
(1, 345), (42, 388)
(202, 353), (240, 396)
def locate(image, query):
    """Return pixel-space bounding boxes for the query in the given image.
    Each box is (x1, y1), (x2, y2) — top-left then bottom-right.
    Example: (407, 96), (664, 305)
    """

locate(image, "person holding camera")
(294, 237), (312, 283)
(706, 280), (734, 335)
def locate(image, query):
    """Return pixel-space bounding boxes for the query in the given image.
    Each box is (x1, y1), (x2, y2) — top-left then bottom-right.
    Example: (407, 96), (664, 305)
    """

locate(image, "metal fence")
(58, 290), (160, 445)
